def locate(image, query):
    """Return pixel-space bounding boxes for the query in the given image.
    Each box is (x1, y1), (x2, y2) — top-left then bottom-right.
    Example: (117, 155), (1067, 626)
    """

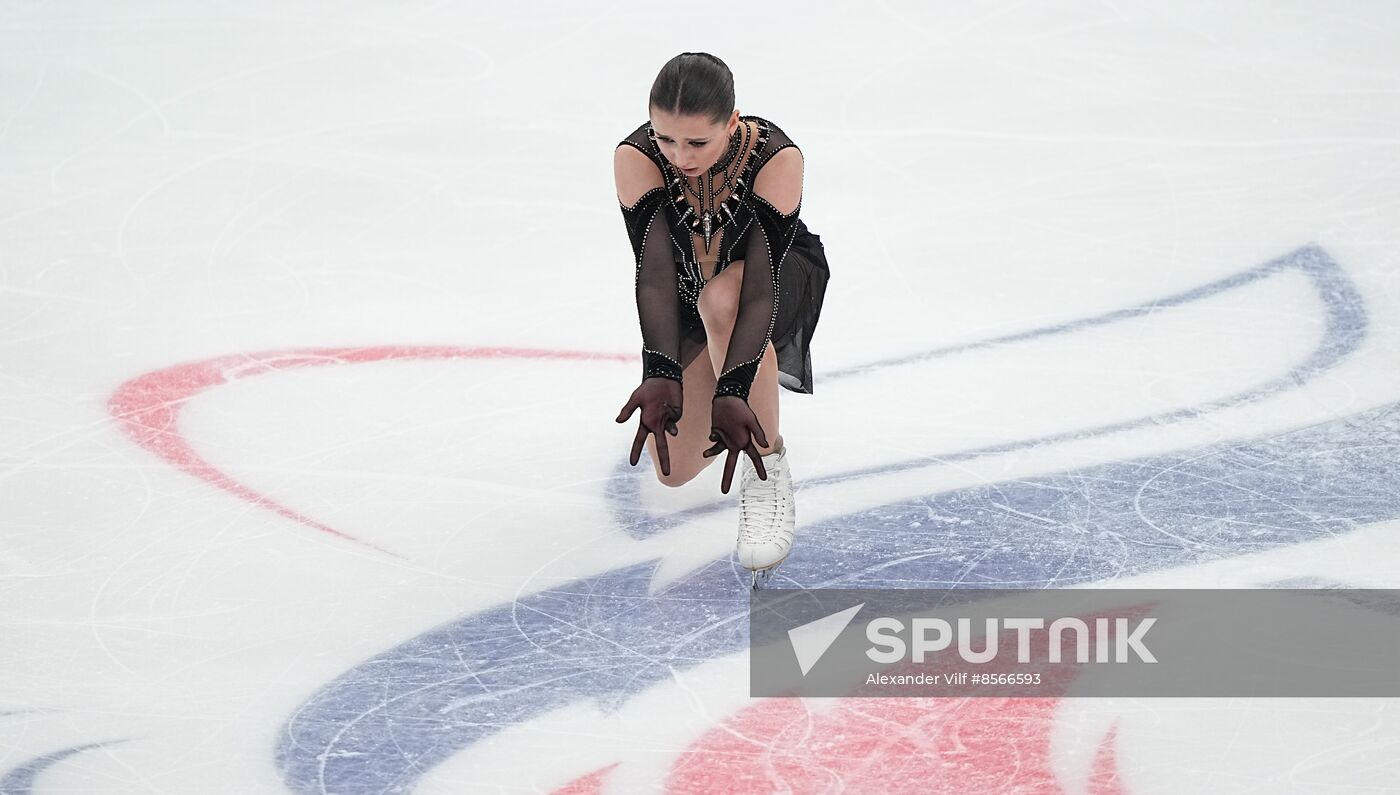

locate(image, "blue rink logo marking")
(263, 245), (1394, 793)
(0, 742), (123, 794)
(6, 245), (1393, 793)
(272, 404), (1400, 792)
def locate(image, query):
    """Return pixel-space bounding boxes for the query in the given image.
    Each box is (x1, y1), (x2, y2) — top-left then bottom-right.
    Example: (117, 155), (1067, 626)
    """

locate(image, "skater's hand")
(616, 377), (684, 476)
(702, 395), (769, 494)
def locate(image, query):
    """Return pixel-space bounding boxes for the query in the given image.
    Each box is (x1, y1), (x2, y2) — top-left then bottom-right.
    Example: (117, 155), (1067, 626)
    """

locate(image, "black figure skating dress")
(616, 114), (830, 400)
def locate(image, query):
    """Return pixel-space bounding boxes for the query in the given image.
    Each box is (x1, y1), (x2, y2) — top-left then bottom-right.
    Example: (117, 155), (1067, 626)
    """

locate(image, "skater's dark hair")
(649, 52), (735, 126)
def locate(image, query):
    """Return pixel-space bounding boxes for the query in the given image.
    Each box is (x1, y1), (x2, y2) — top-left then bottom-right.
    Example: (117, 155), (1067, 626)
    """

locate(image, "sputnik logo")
(788, 603), (865, 676)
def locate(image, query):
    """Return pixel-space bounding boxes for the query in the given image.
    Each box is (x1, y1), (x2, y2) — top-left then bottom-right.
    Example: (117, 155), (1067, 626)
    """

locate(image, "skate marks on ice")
(262, 244), (1400, 792)
(270, 401), (1400, 792)
(0, 243), (1361, 789)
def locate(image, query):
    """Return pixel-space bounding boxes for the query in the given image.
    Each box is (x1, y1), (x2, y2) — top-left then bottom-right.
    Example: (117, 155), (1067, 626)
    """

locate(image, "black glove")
(701, 394), (769, 494)
(616, 376), (684, 476)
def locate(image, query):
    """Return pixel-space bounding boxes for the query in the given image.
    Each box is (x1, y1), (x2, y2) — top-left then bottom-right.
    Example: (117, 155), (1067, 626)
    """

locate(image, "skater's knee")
(697, 261), (743, 325)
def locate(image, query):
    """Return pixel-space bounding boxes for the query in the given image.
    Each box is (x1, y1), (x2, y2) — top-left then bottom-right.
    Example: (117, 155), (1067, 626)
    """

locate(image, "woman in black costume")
(613, 52), (830, 588)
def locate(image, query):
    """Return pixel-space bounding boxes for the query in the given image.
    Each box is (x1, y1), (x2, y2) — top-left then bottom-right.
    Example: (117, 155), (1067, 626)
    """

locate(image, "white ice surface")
(3, 1), (1400, 793)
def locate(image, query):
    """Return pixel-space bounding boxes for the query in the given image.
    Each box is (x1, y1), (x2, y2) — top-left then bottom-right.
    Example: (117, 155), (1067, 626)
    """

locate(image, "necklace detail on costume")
(684, 125), (744, 203)
(707, 124), (743, 177)
(648, 118), (770, 256)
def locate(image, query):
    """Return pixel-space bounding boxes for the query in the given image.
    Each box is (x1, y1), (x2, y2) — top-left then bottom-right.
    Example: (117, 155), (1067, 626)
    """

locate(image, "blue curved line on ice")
(824, 242), (1353, 380)
(275, 402), (1400, 792)
(0, 743), (119, 794)
(270, 244), (1398, 793)
(608, 243), (1361, 539)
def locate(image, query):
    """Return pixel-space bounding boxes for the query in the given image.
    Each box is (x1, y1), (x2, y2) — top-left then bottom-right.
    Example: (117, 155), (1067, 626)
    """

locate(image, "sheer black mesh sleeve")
(713, 166), (804, 401)
(619, 183), (685, 383)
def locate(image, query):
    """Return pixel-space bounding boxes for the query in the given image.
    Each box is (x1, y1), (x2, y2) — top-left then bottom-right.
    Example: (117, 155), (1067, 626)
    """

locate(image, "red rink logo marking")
(553, 699), (1124, 794)
(107, 344), (628, 556)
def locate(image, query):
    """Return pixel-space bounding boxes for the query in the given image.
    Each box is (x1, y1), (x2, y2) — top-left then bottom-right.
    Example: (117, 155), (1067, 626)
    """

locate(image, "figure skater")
(613, 52), (831, 589)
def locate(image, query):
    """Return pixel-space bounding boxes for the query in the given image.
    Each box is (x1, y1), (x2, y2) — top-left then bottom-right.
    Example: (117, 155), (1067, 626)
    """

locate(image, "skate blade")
(748, 561), (783, 590)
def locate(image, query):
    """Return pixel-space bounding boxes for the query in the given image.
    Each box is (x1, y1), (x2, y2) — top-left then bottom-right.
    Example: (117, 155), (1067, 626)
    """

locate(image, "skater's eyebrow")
(652, 130), (709, 142)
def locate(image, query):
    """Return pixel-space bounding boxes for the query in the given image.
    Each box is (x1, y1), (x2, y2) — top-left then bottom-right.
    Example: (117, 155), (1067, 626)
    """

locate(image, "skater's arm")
(615, 144), (686, 475)
(615, 144), (684, 383)
(713, 146), (805, 401)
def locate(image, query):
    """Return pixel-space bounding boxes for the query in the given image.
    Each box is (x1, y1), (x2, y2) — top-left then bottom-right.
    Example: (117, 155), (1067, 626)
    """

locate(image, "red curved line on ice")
(551, 707), (1128, 795)
(106, 345), (630, 555)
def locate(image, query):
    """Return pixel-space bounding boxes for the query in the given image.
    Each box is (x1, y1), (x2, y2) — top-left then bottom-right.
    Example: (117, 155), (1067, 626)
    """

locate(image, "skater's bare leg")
(645, 260), (783, 487)
(698, 260), (783, 457)
(646, 342), (720, 487)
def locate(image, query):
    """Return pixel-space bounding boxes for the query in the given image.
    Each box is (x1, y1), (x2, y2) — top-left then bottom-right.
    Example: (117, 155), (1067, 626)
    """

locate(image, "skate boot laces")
(738, 443), (794, 561)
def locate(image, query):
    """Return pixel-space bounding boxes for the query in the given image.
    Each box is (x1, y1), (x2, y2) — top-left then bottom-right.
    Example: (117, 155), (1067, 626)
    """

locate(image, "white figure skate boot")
(737, 441), (796, 589)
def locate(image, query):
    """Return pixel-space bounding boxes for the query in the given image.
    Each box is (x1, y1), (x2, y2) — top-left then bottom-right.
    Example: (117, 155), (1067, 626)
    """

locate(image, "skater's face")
(649, 107), (740, 177)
